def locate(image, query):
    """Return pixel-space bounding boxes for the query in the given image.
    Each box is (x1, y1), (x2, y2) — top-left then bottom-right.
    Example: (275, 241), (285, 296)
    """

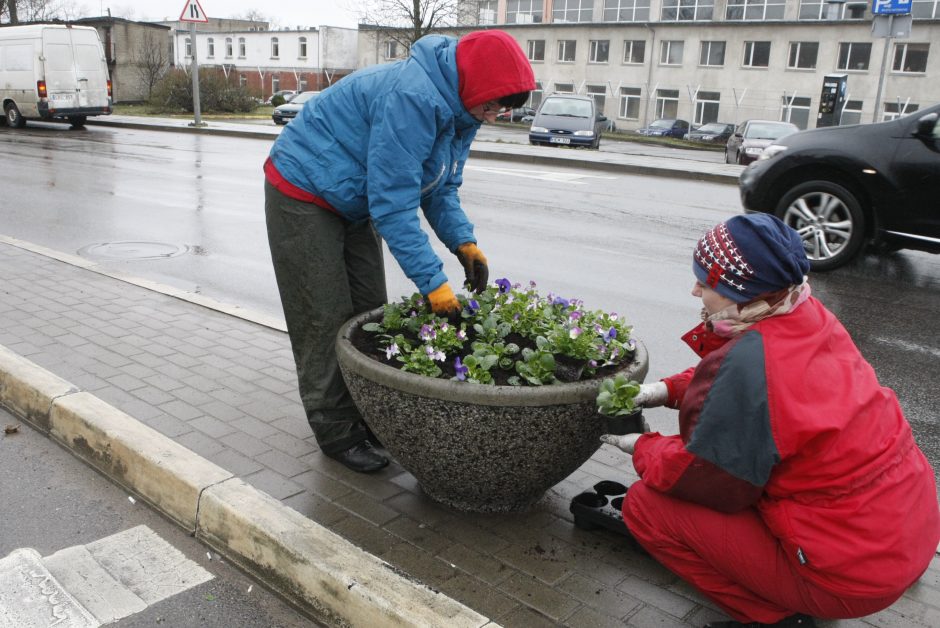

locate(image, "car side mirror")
(733, 132), (743, 138)
(915, 112), (938, 137)
(598, 115), (607, 122)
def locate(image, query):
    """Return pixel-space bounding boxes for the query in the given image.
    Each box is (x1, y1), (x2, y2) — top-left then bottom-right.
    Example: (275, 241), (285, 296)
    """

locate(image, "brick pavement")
(1, 238), (937, 627)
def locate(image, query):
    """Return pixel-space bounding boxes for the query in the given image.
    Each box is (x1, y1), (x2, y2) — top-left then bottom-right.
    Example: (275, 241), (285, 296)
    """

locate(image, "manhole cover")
(78, 241), (189, 261)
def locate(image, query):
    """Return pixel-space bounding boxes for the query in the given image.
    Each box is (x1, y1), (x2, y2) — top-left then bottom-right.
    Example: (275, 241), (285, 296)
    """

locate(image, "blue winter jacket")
(268, 35), (481, 296)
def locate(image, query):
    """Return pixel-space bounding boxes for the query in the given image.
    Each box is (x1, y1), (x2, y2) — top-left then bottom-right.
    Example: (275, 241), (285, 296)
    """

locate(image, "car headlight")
(759, 144), (788, 161)
(573, 130), (594, 136)
(744, 146), (765, 155)
(530, 126), (548, 133)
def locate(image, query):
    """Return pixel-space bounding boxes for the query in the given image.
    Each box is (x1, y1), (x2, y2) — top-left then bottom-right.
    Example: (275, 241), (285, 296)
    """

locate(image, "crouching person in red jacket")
(602, 214), (939, 628)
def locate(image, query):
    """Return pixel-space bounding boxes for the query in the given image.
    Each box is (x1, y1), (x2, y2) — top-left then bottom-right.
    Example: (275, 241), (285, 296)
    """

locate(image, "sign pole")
(189, 21), (203, 126)
(872, 15), (893, 124)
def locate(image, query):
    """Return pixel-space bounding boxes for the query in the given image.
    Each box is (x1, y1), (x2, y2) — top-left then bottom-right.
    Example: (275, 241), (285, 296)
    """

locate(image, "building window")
(558, 40), (577, 62)
(661, 0), (714, 21)
(604, 0), (651, 21)
(883, 101), (919, 121)
(207, 37), (215, 58)
(787, 41), (818, 69)
(700, 41), (725, 67)
(892, 43), (929, 73)
(781, 95), (811, 129)
(656, 89), (680, 119)
(912, 0), (940, 18)
(837, 42), (872, 70)
(619, 86), (642, 119)
(238, 38), (246, 58)
(660, 40), (684, 65)
(506, 0), (543, 23)
(726, 0), (785, 19)
(798, 0), (864, 19)
(225, 37), (233, 58)
(530, 81), (544, 109)
(587, 84), (607, 114)
(527, 40), (545, 62)
(554, 82), (575, 93)
(694, 90), (721, 124)
(384, 41), (400, 60)
(743, 41), (771, 67)
(623, 40), (646, 64)
(479, 0), (498, 24)
(299, 37), (307, 58)
(589, 40), (610, 63)
(185, 37), (192, 57)
(239, 74), (247, 87)
(554, 0), (595, 22)
(271, 37), (279, 58)
(840, 100), (863, 125)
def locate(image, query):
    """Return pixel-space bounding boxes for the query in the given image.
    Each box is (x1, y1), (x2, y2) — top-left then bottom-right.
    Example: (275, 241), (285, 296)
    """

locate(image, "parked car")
(739, 104), (940, 270)
(528, 94), (608, 149)
(496, 106), (536, 122)
(266, 89), (297, 105)
(686, 122), (735, 144)
(635, 118), (690, 138)
(725, 120), (799, 165)
(272, 90), (319, 125)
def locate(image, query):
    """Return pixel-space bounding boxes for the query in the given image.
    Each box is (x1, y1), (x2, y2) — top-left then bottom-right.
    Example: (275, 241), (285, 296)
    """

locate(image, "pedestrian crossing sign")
(179, 0), (209, 23)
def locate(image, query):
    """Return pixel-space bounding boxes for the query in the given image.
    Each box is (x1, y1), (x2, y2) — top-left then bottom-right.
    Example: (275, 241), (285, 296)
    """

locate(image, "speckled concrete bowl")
(335, 308), (649, 513)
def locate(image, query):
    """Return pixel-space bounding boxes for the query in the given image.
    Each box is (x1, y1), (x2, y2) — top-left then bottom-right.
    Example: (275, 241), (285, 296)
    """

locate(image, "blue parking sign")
(872, 0), (912, 14)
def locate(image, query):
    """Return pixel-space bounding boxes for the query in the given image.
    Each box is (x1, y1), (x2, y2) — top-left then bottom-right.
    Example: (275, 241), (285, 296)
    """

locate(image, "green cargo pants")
(264, 181), (387, 455)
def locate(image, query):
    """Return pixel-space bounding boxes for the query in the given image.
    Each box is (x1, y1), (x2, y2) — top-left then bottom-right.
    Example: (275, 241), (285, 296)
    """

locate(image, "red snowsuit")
(624, 296), (939, 623)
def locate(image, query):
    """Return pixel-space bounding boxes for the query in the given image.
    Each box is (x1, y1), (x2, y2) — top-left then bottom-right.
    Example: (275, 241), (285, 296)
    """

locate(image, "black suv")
(739, 104), (940, 270)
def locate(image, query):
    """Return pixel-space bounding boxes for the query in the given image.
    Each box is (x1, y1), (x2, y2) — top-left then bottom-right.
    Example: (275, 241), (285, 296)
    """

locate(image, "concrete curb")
(84, 117), (740, 185)
(0, 344), (493, 627)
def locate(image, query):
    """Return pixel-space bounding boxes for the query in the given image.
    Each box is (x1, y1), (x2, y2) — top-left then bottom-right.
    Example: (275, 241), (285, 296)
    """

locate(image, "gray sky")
(96, 0), (362, 29)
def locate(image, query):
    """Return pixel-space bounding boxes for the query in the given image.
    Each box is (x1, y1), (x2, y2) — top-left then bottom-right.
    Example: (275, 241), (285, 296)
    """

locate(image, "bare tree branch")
(358, 0), (480, 53)
(133, 28), (170, 100)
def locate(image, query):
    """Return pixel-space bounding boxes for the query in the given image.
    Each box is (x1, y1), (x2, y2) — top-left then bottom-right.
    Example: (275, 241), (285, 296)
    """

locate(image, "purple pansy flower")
(569, 327), (582, 339)
(454, 357), (469, 381)
(467, 299), (480, 313)
(553, 296), (570, 308)
(495, 278), (512, 294)
(569, 310), (582, 321)
(385, 343), (399, 359)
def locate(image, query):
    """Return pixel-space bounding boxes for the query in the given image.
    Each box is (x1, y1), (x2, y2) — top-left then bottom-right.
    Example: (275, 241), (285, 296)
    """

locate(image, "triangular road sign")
(179, 0), (209, 23)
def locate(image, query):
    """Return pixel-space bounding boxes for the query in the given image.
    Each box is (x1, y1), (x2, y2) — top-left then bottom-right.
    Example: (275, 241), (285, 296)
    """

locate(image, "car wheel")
(774, 180), (866, 271)
(67, 115), (86, 129)
(5, 103), (25, 128)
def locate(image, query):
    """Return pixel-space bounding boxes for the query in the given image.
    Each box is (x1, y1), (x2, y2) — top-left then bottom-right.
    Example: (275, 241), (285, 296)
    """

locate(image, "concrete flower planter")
(335, 308), (649, 513)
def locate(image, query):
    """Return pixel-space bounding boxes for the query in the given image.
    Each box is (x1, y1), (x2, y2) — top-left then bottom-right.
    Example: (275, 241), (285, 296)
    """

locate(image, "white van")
(0, 24), (112, 128)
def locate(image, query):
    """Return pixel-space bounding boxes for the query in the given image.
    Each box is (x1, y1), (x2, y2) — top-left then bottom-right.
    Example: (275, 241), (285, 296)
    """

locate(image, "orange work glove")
(456, 243), (489, 293)
(427, 283), (461, 318)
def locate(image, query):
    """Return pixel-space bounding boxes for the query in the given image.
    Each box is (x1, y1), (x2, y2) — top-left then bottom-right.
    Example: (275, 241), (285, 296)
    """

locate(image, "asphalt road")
(0, 407), (315, 627)
(1, 122), (938, 485)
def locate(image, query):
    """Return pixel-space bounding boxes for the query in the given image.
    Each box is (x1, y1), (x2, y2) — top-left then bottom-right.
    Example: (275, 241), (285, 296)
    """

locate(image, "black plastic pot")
(600, 409), (645, 435)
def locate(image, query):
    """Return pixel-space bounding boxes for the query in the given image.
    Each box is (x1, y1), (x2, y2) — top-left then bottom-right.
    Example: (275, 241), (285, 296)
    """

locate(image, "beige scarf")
(705, 278), (811, 337)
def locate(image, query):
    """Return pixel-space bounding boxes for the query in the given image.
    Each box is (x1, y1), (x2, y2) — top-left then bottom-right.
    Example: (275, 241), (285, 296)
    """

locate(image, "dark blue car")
(635, 118), (690, 138)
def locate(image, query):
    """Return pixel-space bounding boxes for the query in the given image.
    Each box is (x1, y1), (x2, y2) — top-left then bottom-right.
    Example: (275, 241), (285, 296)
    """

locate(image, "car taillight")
(107, 80), (112, 98)
(37, 80), (47, 98)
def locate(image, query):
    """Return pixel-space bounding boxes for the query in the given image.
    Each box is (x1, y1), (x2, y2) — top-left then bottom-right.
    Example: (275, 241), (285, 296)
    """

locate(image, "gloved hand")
(634, 381), (668, 408)
(428, 283), (461, 318)
(599, 433), (644, 455)
(456, 243), (489, 293)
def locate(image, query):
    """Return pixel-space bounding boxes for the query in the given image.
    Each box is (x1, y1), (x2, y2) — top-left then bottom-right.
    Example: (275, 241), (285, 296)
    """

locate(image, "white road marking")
(464, 164), (617, 185)
(0, 525), (213, 627)
(872, 337), (940, 359)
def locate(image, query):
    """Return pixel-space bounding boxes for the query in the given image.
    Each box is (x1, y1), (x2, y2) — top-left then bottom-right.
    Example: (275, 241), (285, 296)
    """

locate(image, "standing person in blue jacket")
(264, 30), (535, 473)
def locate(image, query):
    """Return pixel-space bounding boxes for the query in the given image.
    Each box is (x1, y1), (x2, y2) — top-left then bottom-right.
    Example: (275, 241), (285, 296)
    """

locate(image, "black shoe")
(705, 614), (816, 628)
(326, 440), (388, 473)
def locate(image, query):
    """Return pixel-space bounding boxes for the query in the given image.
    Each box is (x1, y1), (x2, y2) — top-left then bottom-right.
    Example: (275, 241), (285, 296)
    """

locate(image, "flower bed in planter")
(335, 281), (649, 512)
